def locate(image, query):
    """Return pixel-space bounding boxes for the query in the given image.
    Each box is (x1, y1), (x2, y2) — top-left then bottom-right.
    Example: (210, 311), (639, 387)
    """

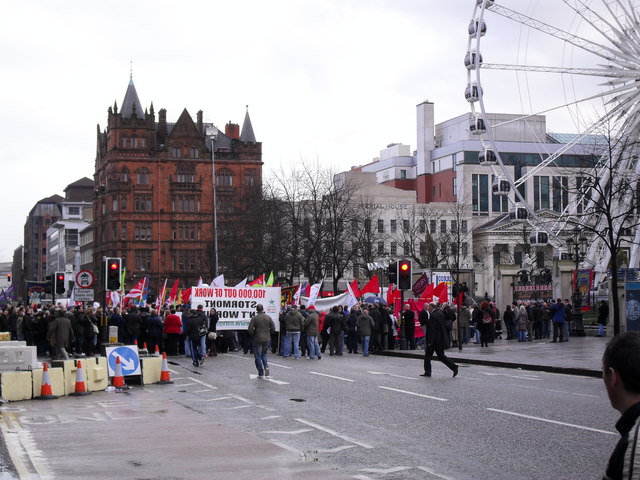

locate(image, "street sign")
(75, 270), (95, 289)
(105, 346), (141, 376)
(74, 289), (94, 302)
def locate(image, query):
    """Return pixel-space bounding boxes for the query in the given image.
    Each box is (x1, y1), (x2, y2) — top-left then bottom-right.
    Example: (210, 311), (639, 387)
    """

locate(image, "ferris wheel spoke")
(486, 3), (621, 62)
(481, 63), (624, 77)
(562, 0), (629, 49)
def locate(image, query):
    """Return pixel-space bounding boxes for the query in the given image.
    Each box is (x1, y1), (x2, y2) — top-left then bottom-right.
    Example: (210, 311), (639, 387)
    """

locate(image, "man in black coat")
(401, 304), (416, 350)
(421, 303), (458, 378)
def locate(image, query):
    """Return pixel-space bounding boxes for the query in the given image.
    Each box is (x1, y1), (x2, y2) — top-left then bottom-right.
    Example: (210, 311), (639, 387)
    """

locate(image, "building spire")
(240, 105), (256, 143)
(121, 74), (144, 119)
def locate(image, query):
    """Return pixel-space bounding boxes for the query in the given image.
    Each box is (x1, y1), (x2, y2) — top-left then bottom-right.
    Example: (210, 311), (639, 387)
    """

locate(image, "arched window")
(171, 145), (181, 158)
(121, 167), (130, 182)
(190, 145), (199, 158)
(136, 167), (151, 185)
(216, 168), (233, 187)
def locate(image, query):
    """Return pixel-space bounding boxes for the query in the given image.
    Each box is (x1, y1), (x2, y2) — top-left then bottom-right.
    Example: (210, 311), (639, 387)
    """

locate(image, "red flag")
(386, 284), (396, 305)
(360, 275), (380, 296)
(433, 282), (448, 303)
(182, 287), (192, 303)
(419, 283), (434, 302)
(346, 279), (361, 298)
(166, 279), (180, 306)
(248, 274), (265, 287)
(455, 292), (464, 307)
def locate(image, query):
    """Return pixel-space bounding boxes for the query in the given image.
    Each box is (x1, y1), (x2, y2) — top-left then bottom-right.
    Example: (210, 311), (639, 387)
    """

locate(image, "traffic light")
(398, 259), (412, 290)
(106, 258), (121, 290)
(55, 272), (65, 295)
(45, 274), (52, 294)
(388, 262), (397, 284)
(6, 273), (10, 283)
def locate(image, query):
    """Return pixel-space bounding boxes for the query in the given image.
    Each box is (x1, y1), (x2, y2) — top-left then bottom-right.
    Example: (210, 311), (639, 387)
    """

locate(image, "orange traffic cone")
(69, 359), (91, 396)
(112, 356), (129, 390)
(35, 362), (58, 400)
(156, 352), (174, 384)
(154, 344), (160, 356)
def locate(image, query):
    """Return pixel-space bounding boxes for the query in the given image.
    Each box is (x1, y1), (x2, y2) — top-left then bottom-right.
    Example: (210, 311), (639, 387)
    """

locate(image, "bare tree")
(566, 125), (640, 335)
(390, 205), (446, 268)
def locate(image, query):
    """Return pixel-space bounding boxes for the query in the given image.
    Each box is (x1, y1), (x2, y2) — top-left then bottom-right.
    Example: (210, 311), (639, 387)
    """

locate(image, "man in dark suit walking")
(420, 303), (458, 378)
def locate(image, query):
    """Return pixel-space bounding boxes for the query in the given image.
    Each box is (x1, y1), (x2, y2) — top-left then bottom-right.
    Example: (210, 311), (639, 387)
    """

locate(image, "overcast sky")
(0, 1), (617, 263)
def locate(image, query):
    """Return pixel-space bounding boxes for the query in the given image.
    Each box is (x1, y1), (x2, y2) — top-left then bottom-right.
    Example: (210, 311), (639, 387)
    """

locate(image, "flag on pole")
(158, 279), (168, 307)
(139, 276), (151, 306)
(182, 287), (192, 303)
(345, 280), (361, 298)
(167, 279), (180, 306)
(307, 280), (323, 306)
(293, 284), (302, 306)
(235, 278), (247, 288)
(249, 274), (265, 287)
(360, 275), (380, 296)
(419, 283), (435, 302)
(197, 276), (203, 287)
(212, 274), (225, 287)
(124, 277), (146, 308)
(265, 271), (274, 287)
(433, 282), (448, 303)
(345, 281), (358, 309)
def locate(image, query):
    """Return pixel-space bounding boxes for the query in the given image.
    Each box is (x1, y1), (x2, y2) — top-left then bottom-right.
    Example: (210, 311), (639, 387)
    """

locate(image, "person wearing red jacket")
(163, 309), (182, 356)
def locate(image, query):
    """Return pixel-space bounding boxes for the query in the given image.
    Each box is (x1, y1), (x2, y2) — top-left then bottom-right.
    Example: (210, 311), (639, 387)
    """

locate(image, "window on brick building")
(171, 145), (181, 158)
(136, 168), (151, 185)
(173, 222), (199, 240)
(190, 145), (199, 159)
(135, 250), (152, 271)
(173, 195), (198, 212)
(121, 167), (129, 182)
(134, 223), (152, 240)
(120, 195), (127, 211)
(121, 224), (127, 241)
(112, 197), (118, 211)
(134, 194), (152, 211)
(245, 169), (256, 186)
(176, 167), (195, 183)
(217, 168), (233, 187)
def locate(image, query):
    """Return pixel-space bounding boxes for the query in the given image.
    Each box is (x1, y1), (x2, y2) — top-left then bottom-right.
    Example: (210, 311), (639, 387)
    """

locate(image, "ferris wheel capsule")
(465, 82), (482, 103)
(476, 0), (494, 7)
(479, 147), (496, 166)
(464, 49), (483, 70)
(468, 19), (486, 37)
(529, 231), (549, 247)
(470, 114), (486, 135)
(492, 176), (510, 196)
(509, 202), (528, 221)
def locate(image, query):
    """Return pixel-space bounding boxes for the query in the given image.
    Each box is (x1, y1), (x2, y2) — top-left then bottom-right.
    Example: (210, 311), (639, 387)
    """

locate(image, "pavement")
(383, 333), (608, 378)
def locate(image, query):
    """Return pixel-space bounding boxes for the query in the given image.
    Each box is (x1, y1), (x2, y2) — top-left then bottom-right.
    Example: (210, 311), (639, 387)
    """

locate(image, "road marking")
(249, 374), (289, 384)
(417, 466), (456, 479)
(193, 396), (232, 402)
(360, 466), (412, 474)
(261, 429), (312, 435)
(295, 418), (374, 449)
(259, 415), (281, 420)
(309, 371), (354, 382)
(1, 411), (54, 479)
(173, 382), (197, 387)
(269, 439), (300, 454)
(316, 445), (357, 453)
(267, 361), (293, 369)
(509, 383), (599, 398)
(187, 377), (217, 389)
(487, 408), (616, 435)
(193, 389), (211, 393)
(368, 370), (417, 380)
(481, 372), (540, 381)
(378, 386), (448, 402)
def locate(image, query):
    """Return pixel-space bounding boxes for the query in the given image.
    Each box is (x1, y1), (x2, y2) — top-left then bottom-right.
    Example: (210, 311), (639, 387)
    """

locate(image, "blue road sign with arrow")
(105, 346), (141, 376)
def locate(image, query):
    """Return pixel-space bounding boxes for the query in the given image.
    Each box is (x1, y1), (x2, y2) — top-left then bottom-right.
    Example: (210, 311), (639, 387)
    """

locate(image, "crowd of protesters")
(0, 294), (605, 365)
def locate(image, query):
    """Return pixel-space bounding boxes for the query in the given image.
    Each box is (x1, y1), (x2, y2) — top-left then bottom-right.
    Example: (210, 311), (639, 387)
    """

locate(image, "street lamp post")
(566, 228), (588, 336)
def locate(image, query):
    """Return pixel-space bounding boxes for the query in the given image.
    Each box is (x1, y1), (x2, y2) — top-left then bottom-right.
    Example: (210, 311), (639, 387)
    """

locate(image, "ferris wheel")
(466, 0), (640, 274)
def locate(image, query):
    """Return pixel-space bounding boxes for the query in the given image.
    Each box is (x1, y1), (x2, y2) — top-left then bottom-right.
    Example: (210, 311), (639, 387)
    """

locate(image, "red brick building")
(94, 77), (262, 297)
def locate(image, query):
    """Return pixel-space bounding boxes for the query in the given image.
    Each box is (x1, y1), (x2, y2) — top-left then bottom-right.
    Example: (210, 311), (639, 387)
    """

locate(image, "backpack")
(482, 310), (493, 324)
(198, 319), (208, 337)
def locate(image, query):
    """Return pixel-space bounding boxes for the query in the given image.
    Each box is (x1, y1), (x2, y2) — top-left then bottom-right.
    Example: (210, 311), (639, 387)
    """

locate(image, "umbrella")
(363, 295), (387, 305)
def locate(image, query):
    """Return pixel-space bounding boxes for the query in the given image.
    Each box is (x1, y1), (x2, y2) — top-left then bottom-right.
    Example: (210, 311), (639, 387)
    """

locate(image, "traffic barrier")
(112, 356), (129, 391)
(156, 352), (173, 384)
(69, 360), (91, 396)
(34, 362), (58, 400)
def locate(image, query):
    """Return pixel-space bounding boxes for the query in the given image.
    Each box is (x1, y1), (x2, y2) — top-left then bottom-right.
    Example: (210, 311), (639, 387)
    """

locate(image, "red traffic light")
(109, 262), (119, 271)
(400, 263), (409, 272)
(57, 274), (65, 281)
